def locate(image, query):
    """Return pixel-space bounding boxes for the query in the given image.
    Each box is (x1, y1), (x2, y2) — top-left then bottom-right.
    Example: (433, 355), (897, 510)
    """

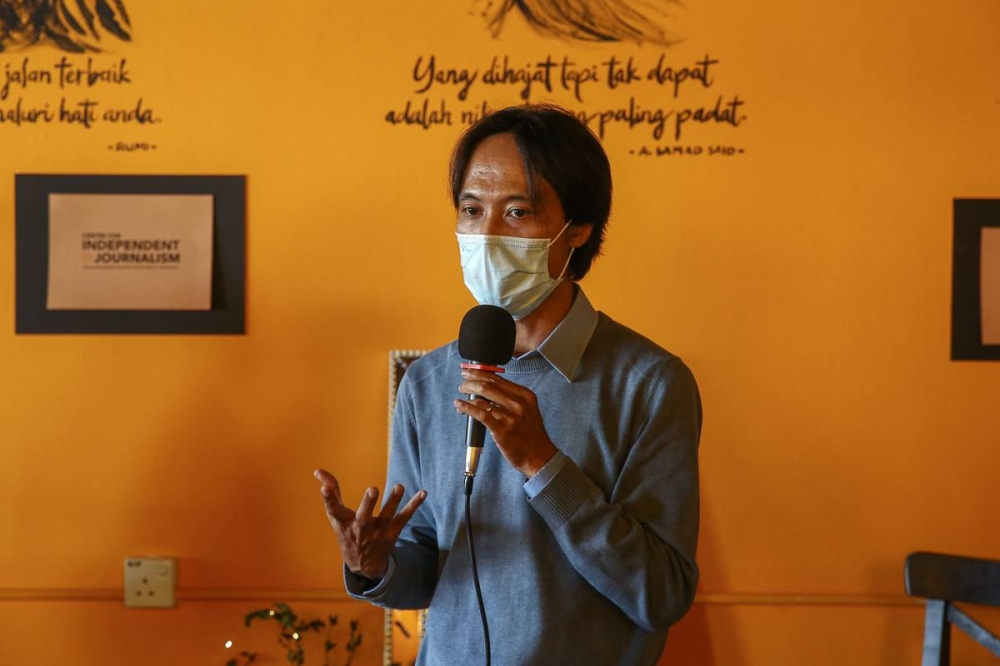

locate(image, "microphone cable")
(464, 476), (491, 666)
(456, 304), (513, 666)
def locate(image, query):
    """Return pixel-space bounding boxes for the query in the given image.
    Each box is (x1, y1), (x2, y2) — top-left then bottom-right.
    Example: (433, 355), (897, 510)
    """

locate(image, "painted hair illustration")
(0, 0), (131, 53)
(471, 0), (679, 45)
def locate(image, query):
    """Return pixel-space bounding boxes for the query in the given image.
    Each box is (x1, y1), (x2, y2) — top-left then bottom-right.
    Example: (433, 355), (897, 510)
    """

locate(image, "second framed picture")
(15, 173), (246, 335)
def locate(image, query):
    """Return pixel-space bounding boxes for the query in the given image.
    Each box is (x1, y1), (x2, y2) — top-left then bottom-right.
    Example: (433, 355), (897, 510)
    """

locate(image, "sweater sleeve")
(527, 357), (702, 632)
(344, 370), (439, 610)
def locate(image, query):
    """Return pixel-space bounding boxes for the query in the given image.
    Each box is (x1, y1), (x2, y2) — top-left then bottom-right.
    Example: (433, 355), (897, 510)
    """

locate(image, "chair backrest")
(906, 551), (1000, 606)
(904, 551), (1000, 666)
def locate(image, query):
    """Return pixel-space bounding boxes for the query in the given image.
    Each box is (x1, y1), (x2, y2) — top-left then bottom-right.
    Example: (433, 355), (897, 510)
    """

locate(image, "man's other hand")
(314, 469), (426, 580)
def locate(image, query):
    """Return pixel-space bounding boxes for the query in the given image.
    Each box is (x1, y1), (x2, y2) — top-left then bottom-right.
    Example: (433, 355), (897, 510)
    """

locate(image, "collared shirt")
(345, 286), (702, 666)
(359, 289), (597, 589)
(526, 286), (600, 383)
(515, 288), (598, 497)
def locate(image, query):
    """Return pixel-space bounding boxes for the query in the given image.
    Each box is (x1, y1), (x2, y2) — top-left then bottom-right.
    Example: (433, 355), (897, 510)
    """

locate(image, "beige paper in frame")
(47, 193), (214, 311)
(981, 228), (1000, 345)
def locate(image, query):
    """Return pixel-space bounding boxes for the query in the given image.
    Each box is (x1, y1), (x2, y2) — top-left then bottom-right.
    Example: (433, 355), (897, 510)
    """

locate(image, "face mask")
(457, 222), (573, 320)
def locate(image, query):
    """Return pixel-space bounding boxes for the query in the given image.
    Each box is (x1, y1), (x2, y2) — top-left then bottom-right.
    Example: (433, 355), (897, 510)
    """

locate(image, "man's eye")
(461, 205), (481, 217)
(508, 208), (529, 219)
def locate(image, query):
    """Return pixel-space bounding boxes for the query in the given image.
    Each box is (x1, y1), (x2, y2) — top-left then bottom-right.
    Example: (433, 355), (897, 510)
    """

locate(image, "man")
(315, 104), (701, 665)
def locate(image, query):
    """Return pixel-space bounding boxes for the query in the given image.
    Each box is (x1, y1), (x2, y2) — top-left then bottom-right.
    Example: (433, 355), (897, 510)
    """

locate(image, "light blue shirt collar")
(510, 287), (598, 383)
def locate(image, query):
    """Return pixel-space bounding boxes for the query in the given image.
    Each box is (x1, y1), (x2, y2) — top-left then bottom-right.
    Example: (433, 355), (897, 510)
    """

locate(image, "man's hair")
(449, 104), (612, 281)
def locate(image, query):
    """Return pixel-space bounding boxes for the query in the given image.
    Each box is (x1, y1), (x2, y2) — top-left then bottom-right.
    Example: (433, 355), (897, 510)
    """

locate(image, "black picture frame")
(951, 198), (1000, 361)
(15, 174), (246, 334)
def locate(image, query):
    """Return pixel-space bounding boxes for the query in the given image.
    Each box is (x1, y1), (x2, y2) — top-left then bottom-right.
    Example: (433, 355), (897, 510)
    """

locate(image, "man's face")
(456, 133), (583, 280)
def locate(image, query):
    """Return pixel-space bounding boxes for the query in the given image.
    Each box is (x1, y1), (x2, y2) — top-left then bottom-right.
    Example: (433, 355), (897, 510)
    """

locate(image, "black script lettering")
(580, 96), (672, 140)
(109, 142), (157, 152)
(0, 98), (55, 125)
(708, 145), (744, 156)
(461, 100), (491, 125)
(2, 58), (53, 101)
(412, 56), (478, 101)
(602, 56), (641, 90)
(559, 57), (599, 103)
(674, 95), (746, 140)
(55, 57), (132, 89)
(102, 98), (158, 124)
(59, 98), (98, 128)
(656, 145), (703, 156)
(647, 54), (719, 98)
(482, 55), (555, 101)
(385, 99), (453, 129)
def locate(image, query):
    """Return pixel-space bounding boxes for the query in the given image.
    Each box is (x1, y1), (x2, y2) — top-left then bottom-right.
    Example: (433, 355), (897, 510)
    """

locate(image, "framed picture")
(952, 199), (1000, 360)
(15, 174), (246, 334)
(384, 350), (428, 666)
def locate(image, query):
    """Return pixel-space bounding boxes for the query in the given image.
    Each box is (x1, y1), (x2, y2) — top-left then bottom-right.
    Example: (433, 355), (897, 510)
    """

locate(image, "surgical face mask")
(457, 222), (573, 320)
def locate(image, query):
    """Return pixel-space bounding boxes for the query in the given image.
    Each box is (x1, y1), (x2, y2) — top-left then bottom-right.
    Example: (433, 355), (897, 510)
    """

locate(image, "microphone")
(457, 305), (516, 482)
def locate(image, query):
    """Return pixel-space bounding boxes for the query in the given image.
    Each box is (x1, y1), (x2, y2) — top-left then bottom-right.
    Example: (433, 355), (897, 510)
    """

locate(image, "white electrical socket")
(123, 557), (176, 608)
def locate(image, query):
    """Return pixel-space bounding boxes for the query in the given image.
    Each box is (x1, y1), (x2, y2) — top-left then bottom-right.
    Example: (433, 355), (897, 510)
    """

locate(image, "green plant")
(225, 602), (362, 666)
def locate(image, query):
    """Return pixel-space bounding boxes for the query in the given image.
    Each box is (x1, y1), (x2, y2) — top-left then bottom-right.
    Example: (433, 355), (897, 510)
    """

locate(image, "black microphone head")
(458, 305), (516, 366)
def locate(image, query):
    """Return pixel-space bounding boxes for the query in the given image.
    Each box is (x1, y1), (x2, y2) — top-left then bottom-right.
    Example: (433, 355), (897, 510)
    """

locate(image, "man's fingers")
(314, 470), (357, 523)
(356, 486), (379, 523)
(327, 503), (356, 524)
(379, 484), (405, 519)
(459, 373), (532, 417)
(458, 381), (506, 407)
(460, 369), (525, 396)
(314, 472), (423, 529)
(394, 490), (428, 526)
(321, 491), (356, 524)
(314, 469), (345, 504)
(455, 397), (505, 426)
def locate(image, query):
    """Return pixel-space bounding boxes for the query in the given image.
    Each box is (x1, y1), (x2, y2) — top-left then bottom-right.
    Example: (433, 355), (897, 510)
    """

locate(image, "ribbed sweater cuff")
(343, 556), (395, 600)
(529, 457), (594, 527)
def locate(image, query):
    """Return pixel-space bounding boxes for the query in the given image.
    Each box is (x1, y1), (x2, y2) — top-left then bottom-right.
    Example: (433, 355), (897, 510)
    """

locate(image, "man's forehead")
(463, 133), (561, 203)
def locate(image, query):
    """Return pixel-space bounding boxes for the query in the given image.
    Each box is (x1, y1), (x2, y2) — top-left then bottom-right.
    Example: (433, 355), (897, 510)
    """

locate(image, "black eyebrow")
(458, 192), (533, 204)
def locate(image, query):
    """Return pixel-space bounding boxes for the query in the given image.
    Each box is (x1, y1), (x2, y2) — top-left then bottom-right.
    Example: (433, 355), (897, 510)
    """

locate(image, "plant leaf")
(244, 609), (272, 627)
(95, 0), (130, 40)
(112, 0), (130, 27)
(59, 2), (86, 35)
(75, 0), (98, 37)
(42, 25), (87, 52)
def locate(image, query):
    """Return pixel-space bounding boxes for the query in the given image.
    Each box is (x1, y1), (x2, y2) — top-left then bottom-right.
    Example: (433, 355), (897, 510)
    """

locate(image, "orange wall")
(2, 1), (999, 664)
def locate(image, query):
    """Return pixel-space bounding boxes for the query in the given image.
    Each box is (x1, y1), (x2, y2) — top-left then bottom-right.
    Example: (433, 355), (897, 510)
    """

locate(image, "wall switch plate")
(123, 557), (176, 608)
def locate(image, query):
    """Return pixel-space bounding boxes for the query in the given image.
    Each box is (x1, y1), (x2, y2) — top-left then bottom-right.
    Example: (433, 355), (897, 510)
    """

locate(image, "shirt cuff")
(523, 450), (567, 499)
(343, 555), (397, 599)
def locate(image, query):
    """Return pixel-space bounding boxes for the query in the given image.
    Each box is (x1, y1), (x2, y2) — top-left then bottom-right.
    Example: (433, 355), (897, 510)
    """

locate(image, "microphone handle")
(465, 393), (487, 448)
(465, 393), (486, 477)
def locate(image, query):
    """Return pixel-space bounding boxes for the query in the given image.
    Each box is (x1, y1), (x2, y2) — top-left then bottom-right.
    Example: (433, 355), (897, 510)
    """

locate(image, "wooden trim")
(695, 593), (922, 607)
(0, 589), (122, 601)
(0, 589), (352, 602)
(0, 589), (920, 606)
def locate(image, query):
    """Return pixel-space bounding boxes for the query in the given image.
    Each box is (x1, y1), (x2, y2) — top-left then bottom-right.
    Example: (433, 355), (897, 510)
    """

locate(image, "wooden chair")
(905, 551), (1000, 665)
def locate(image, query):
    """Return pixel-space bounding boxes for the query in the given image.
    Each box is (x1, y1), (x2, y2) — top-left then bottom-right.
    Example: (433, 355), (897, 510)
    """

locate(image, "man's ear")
(567, 222), (594, 249)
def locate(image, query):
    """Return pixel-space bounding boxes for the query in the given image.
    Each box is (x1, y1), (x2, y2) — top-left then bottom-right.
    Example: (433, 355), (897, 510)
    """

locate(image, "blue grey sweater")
(347, 291), (701, 665)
